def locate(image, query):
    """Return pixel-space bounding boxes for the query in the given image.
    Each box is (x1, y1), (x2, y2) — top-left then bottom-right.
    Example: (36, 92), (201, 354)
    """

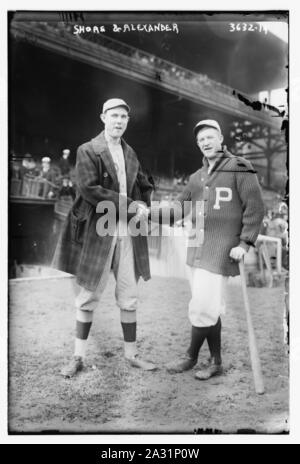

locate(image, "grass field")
(9, 272), (288, 434)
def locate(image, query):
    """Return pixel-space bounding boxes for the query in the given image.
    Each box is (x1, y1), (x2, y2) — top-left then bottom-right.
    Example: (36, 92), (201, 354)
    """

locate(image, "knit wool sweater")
(152, 151), (265, 276)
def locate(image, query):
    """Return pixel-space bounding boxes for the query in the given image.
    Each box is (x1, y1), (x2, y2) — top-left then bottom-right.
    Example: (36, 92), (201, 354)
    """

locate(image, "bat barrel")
(239, 260), (265, 395)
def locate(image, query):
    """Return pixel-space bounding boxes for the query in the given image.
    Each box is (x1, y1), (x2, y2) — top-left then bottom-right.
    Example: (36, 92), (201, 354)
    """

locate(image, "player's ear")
(100, 113), (106, 124)
(219, 133), (224, 144)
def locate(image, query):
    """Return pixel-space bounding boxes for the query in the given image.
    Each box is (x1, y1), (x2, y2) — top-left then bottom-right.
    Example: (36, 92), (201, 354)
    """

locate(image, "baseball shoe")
(126, 355), (158, 371)
(61, 356), (84, 378)
(194, 363), (223, 380)
(166, 355), (197, 374)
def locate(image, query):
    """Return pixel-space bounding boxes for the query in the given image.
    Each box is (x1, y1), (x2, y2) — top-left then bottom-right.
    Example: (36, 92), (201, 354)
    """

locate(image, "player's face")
(196, 127), (223, 161)
(101, 107), (129, 139)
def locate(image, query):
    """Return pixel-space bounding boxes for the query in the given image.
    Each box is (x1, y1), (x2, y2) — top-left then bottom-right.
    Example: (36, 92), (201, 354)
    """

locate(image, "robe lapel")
(91, 132), (119, 188)
(91, 131), (139, 196)
(122, 140), (139, 197)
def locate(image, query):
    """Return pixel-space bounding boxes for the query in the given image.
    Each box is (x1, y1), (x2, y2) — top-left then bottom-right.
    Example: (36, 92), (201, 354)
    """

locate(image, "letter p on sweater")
(213, 187), (232, 210)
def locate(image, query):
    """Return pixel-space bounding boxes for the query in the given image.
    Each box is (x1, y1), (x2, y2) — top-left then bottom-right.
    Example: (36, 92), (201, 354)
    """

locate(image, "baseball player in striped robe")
(54, 98), (157, 377)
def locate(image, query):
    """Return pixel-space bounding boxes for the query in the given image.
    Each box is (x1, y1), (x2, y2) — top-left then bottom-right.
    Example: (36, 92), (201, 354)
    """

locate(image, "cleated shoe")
(166, 355), (197, 374)
(126, 355), (158, 371)
(195, 363), (223, 380)
(61, 356), (84, 378)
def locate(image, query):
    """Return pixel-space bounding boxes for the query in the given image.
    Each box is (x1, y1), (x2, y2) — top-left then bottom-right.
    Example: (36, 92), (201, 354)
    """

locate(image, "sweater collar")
(202, 149), (233, 174)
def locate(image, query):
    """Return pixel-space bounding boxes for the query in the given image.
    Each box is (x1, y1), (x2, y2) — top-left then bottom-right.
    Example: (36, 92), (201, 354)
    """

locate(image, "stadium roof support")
(10, 20), (282, 130)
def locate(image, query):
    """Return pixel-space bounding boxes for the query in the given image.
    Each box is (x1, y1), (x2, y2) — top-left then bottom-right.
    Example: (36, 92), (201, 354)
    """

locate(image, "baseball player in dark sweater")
(145, 119), (265, 379)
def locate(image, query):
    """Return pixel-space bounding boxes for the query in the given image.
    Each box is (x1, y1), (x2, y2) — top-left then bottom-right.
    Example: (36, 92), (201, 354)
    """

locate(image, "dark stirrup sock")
(187, 325), (211, 361)
(206, 317), (222, 365)
(74, 309), (94, 358)
(76, 320), (92, 340)
(120, 309), (137, 343)
(121, 322), (137, 343)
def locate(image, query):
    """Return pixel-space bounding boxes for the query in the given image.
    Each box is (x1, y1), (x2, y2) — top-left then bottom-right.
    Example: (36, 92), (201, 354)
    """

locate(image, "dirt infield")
(9, 274), (288, 434)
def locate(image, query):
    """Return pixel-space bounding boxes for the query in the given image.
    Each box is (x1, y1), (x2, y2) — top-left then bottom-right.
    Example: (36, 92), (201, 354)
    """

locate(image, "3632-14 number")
(229, 23), (267, 33)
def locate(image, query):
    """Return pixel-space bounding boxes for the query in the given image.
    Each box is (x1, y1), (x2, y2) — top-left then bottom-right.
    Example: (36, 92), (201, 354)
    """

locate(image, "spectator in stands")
(58, 148), (72, 176)
(183, 174), (189, 186)
(20, 153), (39, 178)
(261, 209), (273, 235)
(10, 153), (23, 196)
(173, 171), (182, 187)
(141, 56), (150, 66)
(38, 156), (60, 198)
(266, 212), (288, 241)
(132, 50), (141, 62)
(275, 216), (288, 270)
(58, 177), (76, 200)
(143, 170), (156, 199)
(10, 153), (22, 180)
(174, 171), (189, 187)
(278, 202), (288, 222)
(39, 157), (58, 184)
(263, 207), (288, 269)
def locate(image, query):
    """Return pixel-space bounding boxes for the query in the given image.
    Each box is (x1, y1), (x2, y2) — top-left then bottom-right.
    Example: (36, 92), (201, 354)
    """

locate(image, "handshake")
(133, 202), (150, 223)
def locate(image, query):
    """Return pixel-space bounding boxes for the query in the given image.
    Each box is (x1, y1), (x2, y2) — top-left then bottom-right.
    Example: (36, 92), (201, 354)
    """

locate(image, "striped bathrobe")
(52, 131), (153, 291)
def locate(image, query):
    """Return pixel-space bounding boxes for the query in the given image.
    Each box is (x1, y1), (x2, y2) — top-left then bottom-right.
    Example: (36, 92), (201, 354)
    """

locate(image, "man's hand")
(175, 219), (185, 228)
(132, 204), (150, 224)
(229, 246), (246, 262)
(137, 205), (150, 220)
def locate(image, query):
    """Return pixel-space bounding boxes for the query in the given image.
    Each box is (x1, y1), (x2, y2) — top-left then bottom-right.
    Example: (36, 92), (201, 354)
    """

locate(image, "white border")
(1, 0), (299, 445)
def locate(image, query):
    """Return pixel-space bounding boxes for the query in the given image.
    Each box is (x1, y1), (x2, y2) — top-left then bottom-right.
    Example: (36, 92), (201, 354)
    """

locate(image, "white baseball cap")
(42, 157), (51, 163)
(102, 98), (130, 114)
(193, 119), (221, 136)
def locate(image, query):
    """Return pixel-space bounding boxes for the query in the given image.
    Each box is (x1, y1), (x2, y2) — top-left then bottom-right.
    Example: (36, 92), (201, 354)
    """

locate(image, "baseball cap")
(42, 157), (51, 163)
(102, 98), (130, 114)
(193, 119), (221, 137)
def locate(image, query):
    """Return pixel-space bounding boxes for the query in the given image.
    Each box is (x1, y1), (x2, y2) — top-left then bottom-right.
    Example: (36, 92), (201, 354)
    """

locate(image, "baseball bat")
(239, 260), (265, 395)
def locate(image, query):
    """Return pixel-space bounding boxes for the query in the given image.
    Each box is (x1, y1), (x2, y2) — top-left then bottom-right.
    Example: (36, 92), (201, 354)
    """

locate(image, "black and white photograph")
(5, 5), (294, 440)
